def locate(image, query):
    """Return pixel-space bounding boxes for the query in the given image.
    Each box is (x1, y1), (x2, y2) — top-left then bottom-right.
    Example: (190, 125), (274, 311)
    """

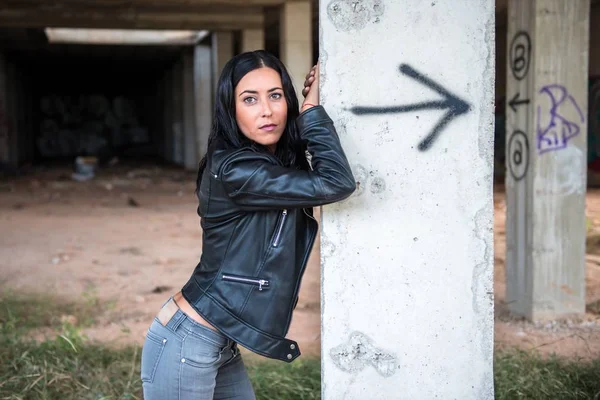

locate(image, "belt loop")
(169, 310), (185, 331)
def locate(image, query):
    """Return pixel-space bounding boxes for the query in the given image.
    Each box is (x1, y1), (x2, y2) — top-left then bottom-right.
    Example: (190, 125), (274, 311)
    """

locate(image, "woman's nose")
(262, 102), (273, 117)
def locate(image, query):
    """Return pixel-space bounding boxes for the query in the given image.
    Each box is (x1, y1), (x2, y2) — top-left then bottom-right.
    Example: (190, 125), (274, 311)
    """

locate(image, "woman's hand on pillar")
(301, 62), (319, 112)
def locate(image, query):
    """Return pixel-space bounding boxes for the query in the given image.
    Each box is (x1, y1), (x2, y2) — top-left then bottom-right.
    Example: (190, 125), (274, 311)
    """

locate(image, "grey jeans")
(141, 298), (256, 400)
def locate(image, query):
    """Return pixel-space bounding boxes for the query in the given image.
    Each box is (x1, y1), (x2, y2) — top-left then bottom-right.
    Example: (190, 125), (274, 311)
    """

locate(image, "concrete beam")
(6, 0), (285, 6)
(0, 5), (265, 30)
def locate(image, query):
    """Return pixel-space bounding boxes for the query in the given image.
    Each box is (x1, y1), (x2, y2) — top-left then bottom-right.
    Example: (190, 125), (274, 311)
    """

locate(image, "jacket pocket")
(271, 209), (288, 247)
(141, 330), (167, 383)
(222, 273), (270, 291)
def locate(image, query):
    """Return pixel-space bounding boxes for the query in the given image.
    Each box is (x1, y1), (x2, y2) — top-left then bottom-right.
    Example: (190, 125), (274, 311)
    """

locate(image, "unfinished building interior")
(0, 0), (317, 173)
(0, 0), (598, 181)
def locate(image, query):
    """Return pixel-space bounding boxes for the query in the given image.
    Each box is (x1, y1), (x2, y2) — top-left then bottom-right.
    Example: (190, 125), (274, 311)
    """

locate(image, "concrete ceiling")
(0, 0), (287, 31)
(0, 0), (595, 34)
(1, 0), (514, 32)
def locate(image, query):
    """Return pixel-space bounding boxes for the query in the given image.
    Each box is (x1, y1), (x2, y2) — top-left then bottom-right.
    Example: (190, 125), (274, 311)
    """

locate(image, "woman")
(141, 50), (355, 399)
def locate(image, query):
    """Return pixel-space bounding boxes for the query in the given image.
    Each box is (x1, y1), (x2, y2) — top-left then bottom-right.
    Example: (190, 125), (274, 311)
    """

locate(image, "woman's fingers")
(302, 64), (318, 98)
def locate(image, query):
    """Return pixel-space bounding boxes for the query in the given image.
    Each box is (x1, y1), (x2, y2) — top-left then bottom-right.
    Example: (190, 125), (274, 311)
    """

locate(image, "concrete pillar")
(0, 55), (20, 168)
(505, 0), (590, 320)
(193, 44), (212, 163)
(163, 68), (174, 163)
(182, 49), (197, 170)
(241, 29), (265, 52)
(172, 59), (184, 165)
(212, 32), (234, 91)
(320, 1), (494, 399)
(280, 1), (312, 102)
(0, 53), (9, 165)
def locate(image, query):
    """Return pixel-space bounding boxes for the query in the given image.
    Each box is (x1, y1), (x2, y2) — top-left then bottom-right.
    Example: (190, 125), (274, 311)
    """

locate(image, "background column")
(280, 1), (312, 102)
(241, 29), (265, 52)
(212, 32), (234, 92)
(194, 44), (213, 164)
(505, 0), (590, 320)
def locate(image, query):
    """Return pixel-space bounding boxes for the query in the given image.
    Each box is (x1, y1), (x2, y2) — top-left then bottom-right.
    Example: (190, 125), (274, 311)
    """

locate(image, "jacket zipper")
(222, 274), (270, 291)
(272, 209), (288, 247)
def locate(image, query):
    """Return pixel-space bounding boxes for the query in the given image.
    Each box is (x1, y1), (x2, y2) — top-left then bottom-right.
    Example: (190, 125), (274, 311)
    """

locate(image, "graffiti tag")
(537, 84), (585, 154)
(510, 31), (531, 81)
(508, 130), (529, 181)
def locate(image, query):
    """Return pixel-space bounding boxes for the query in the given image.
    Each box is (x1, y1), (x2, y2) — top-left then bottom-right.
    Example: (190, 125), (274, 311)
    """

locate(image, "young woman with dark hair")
(141, 50), (355, 400)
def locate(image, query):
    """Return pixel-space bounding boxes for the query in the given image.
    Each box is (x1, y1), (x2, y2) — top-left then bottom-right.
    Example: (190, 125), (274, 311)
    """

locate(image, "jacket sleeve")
(219, 105), (356, 210)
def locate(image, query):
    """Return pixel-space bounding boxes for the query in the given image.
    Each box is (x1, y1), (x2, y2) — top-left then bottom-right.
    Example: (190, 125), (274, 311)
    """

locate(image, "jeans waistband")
(157, 297), (230, 347)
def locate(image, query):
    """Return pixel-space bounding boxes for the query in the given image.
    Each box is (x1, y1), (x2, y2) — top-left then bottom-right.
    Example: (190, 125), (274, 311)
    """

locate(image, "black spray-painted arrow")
(350, 64), (470, 151)
(508, 92), (530, 112)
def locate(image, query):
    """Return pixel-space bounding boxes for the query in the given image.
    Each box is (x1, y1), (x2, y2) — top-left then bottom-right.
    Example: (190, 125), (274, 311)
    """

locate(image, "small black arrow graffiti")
(350, 64), (470, 151)
(508, 92), (530, 112)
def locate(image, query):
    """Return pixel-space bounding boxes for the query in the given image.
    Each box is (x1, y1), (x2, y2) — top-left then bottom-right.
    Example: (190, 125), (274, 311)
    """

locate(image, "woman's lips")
(260, 124), (277, 132)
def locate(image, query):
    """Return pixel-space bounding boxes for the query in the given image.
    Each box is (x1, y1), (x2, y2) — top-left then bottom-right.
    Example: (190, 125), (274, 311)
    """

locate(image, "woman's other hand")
(301, 63), (319, 112)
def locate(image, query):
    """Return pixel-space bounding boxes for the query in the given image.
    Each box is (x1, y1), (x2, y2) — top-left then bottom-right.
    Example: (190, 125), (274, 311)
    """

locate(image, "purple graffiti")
(537, 84), (585, 154)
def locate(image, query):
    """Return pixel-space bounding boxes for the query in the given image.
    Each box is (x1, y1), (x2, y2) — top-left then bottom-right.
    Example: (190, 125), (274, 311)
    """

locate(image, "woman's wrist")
(301, 102), (318, 112)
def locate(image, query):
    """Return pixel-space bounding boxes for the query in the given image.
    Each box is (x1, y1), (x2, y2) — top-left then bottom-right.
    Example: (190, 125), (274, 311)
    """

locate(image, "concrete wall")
(320, 0), (495, 398)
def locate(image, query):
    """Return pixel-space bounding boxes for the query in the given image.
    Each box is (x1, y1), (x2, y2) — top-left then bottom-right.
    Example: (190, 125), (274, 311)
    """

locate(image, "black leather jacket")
(181, 106), (355, 362)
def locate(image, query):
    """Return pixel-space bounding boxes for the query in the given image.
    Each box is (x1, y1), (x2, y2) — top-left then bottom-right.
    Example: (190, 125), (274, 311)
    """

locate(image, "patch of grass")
(495, 350), (600, 399)
(0, 291), (320, 399)
(0, 321), (142, 399)
(248, 359), (320, 400)
(3, 292), (600, 399)
(587, 300), (600, 315)
(586, 232), (600, 255)
(0, 291), (97, 331)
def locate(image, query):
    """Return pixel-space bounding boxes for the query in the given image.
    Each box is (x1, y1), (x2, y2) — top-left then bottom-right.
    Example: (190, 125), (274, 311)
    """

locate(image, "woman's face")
(235, 67), (288, 152)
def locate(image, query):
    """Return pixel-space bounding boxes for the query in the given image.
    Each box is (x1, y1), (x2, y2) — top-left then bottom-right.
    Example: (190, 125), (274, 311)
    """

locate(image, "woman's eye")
(243, 97), (256, 104)
(270, 93), (283, 100)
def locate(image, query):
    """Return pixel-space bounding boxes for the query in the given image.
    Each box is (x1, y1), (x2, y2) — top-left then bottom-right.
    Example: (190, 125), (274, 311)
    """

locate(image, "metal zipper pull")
(222, 274), (270, 290)
(272, 209), (288, 247)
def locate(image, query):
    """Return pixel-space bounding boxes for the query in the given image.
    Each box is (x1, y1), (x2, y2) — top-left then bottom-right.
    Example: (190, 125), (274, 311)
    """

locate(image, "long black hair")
(197, 50), (308, 185)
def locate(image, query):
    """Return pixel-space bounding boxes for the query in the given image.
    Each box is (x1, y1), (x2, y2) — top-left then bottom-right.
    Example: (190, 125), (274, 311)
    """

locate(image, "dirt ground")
(1, 165), (600, 360)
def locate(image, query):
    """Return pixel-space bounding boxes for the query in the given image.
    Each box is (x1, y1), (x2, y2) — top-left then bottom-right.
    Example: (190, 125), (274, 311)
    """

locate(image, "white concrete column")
(320, 1), (495, 399)
(194, 44), (213, 163)
(505, 0), (590, 319)
(241, 29), (265, 52)
(280, 1), (312, 102)
(212, 32), (234, 92)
